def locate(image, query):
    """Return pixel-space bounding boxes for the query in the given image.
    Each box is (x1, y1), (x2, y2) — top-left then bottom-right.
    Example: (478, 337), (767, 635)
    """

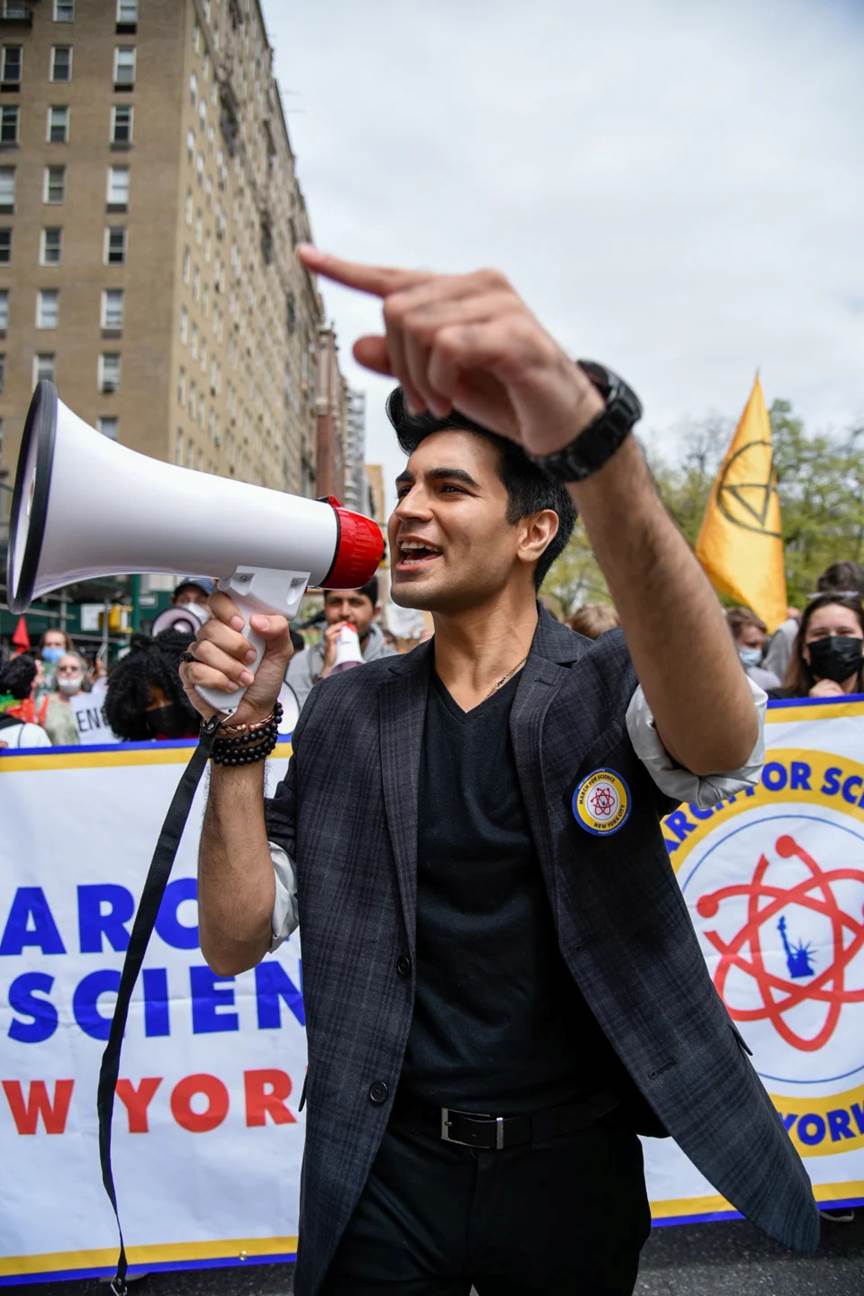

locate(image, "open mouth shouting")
(395, 537), (444, 573)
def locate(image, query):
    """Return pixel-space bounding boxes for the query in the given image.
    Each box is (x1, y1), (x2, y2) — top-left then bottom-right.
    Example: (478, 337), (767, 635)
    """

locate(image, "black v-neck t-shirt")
(400, 670), (633, 1114)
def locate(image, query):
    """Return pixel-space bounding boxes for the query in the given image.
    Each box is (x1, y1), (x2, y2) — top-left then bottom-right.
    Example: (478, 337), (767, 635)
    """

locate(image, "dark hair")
(386, 387), (576, 589)
(104, 629), (199, 741)
(726, 607), (767, 639)
(323, 576), (379, 607)
(0, 654), (37, 700)
(784, 593), (864, 694)
(817, 561), (864, 597)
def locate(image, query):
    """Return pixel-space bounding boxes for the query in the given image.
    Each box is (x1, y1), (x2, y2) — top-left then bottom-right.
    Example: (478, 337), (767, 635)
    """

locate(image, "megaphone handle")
(194, 567), (309, 718)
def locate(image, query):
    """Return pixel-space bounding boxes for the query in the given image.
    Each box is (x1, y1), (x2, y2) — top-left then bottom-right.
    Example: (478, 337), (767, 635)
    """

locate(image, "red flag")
(11, 616), (30, 653)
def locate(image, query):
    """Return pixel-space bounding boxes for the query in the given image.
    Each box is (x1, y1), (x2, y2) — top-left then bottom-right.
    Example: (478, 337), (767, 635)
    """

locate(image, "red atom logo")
(588, 784), (617, 819)
(696, 834), (864, 1052)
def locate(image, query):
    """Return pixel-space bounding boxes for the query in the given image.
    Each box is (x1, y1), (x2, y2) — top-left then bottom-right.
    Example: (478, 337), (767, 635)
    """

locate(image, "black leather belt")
(391, 1089), (621, 1152)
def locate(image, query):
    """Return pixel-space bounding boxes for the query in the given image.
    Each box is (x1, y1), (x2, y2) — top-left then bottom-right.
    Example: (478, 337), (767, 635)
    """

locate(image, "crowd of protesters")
(2, 560), (863, 751)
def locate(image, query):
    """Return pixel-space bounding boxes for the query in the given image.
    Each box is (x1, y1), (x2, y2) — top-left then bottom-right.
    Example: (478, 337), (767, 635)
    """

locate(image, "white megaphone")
(7, 382), (384, 713)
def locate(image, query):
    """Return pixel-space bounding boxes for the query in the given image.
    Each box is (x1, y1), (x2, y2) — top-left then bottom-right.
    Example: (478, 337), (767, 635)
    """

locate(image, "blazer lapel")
(379, 641), (433, 952)
(510, 610), (594, 904)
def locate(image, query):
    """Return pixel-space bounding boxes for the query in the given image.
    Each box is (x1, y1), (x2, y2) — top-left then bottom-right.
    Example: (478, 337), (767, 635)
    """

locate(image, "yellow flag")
(695, 376), (787, 632)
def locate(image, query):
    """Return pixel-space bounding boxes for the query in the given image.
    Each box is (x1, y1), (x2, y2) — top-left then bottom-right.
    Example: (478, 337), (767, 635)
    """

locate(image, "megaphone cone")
(8, 382), (384, 712)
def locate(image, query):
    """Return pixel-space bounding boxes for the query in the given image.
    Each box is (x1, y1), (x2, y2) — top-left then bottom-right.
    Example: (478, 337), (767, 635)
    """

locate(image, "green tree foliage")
(542, 403), (864, 614)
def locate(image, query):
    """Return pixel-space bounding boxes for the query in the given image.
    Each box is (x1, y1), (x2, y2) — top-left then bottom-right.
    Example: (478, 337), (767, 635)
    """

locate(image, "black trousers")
(321, 1109), (651, 1295)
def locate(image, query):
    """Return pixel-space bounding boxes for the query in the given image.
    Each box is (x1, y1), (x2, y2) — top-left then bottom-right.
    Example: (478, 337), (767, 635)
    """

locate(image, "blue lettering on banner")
(142, 967), (170, 1037)
(796, 1114), (826, 1146)
(190, 965), (239, 1034)
(72, 969), (121, 1041)
(255, 960), (305, 1029)
(0, 888), (67, 956)
(761, 761), (788, 792)
(7, 972), (58, 1044)
(664, 811), (696, 843)
(78, 884), (134, 953)
(155, 878), (199, 950)
(821, 766), (842, 797)
(780, 1104), (864, 1146)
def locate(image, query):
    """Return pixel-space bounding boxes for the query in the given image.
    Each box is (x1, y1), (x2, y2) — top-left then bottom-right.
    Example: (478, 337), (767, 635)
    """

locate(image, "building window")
(1, 45), (21, 89)
(98, 416), (118, 440)
(101, 288), (124, 329)
(34, 353), (56, 385)
(116, 0), (137, 30)
(179, 305), (188, 343)
(113, 46), (136, 90)
(50, 46), (72, 82)
(37, 289), (59, 328)
(104, 225), (126, 264)
(43, 164), (65, 203)
(189, 72), (197, 105)
(99, 352), (120, 391)
(177, 366), (185, 404)
(53, 0), (75, 20)
(106, 164), (129, 207)
(0, 105), (19, 145)
(0, 289), (8, 330)
(40, 227), (62, 265)
(0, 228), (10, 263)
(110, 103), (133, 143)
(0, 165), (14, 211)
(191, 323), (198, 359)
(0, 355), (4, 391)
(47, 105), (69, 143)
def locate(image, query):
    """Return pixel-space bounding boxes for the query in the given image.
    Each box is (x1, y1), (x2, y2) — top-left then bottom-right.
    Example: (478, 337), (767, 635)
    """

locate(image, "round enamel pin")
(572, 769), (631, 836)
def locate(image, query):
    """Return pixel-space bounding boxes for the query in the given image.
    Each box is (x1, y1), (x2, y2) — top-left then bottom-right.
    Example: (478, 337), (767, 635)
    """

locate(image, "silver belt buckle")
(440, 1108), (505, 1150)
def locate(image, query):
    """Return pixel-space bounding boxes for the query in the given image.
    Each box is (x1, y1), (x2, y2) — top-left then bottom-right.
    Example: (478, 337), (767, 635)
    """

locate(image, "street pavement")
(4, 1212), (863, 1295)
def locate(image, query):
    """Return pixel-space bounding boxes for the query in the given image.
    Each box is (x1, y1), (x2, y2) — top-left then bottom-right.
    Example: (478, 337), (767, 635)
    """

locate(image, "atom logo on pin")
(572, 769), (631, 836)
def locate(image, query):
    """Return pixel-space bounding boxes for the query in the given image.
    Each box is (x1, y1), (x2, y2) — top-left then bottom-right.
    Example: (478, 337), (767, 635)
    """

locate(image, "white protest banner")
(647, 696), (864, 1224)
(0, 738), (304, 1285)
(2, 701), (863, 1283)
(70, 685), (121, 746)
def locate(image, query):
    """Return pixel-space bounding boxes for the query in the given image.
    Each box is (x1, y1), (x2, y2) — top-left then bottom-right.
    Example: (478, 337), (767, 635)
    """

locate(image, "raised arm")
(298, 245), (758, 774)
(180, 596), (295, 975)
(565, 436), (757, 773)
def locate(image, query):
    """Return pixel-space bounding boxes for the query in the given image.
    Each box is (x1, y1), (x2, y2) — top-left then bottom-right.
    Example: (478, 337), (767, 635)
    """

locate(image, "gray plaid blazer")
(265, 610), (819, 1295)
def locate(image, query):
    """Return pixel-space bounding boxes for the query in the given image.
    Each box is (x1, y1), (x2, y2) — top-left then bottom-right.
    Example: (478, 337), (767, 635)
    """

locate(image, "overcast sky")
(261, 0), (863, 498)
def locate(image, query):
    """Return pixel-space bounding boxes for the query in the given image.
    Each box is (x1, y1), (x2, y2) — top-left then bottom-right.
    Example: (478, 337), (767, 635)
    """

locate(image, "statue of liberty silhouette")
(778, 915), (816, 979)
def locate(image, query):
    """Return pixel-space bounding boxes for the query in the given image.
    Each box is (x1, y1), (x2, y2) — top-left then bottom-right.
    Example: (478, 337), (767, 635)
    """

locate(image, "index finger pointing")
(297, 244), (427, 298)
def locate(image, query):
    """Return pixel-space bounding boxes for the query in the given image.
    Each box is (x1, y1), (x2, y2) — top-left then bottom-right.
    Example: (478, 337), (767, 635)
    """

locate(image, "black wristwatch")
(526, 360), (643, 482)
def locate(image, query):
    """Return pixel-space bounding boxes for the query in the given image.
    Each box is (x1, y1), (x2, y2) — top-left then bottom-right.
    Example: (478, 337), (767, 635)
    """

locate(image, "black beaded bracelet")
(208, 702), (283, 766)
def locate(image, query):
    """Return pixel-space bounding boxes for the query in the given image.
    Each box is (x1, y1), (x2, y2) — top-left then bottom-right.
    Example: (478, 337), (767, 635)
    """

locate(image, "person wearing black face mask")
(769, 593), (864, 699)
(104, 630), (200, 741)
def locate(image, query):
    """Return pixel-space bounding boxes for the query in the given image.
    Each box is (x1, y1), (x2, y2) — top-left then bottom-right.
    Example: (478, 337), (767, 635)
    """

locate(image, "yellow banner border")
(0, 735), (294, 774)
(0, 1235), (298, 1280)
(651, 1179), (864, 1220)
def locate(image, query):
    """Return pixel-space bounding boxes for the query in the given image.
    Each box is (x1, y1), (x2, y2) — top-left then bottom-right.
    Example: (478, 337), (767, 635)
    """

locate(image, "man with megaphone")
(182, 247), (818, 1295)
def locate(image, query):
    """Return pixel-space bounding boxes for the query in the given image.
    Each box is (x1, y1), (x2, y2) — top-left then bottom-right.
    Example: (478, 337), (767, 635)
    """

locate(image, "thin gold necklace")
(484, 655), (529, 701)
